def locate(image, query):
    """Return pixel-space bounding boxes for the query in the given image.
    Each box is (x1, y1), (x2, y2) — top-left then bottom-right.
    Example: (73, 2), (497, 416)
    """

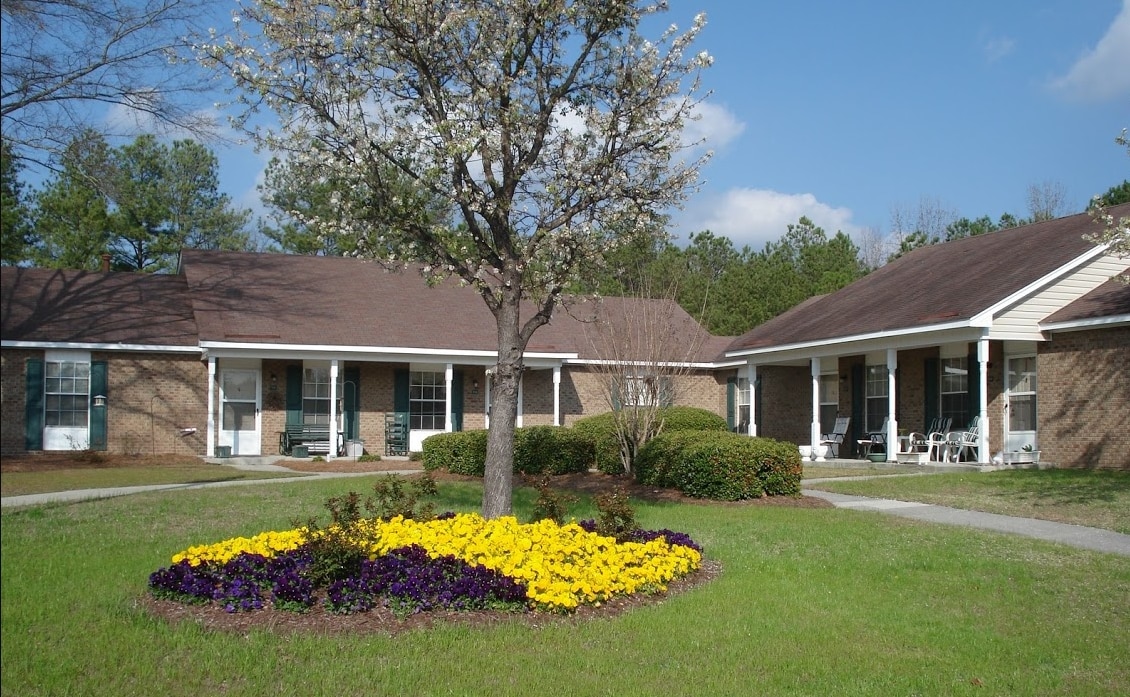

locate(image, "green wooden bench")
(280, 423), (342, 456)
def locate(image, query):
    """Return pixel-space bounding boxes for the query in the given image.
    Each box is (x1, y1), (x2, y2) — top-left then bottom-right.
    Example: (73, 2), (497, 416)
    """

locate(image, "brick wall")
(0, 349), (37, 455)
(1, 349), (210, 456)
(1038, 326), (1130, 469)
(97, 352), (209, 455)
(758, 365), (811, 445)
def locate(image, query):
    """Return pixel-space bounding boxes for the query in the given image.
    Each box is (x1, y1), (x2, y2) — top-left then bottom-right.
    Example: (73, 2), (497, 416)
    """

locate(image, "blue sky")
(202, 0), (1129, 253)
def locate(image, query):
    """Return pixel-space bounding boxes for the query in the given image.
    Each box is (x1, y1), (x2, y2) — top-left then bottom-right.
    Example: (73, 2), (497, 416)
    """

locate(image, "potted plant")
(1003, 445), (1041, 465)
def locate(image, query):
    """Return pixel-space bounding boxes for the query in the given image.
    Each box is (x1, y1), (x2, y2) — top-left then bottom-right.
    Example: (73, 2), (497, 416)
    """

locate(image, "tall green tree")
(31, 134), (115, 269)
(203, 1), (712, 517)
(1, 139), (33, 265)
(32, 133), (252, 271)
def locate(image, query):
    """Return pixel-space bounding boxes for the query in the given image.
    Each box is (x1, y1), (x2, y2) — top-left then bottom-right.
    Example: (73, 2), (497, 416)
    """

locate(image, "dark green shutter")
(924, 357), (939, 427)
(966, 351), (980, 429)
(851, 364), (865, 455)
(343, 367), (360, 440)
(451, 370), (464, 432)
(659, 376), (674, 407)
(285, 365), (303, 425)
(394, 369), (409, 423)
(25, 359), (44, 450)
(725, 377), (736, 430)
(89, 361), (108, 451)
(754, 375), (763, 435)
(611, 379), (621, 411)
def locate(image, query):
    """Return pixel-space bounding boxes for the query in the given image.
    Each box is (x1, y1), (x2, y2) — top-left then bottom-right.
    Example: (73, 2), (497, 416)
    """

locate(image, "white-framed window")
(865, 364), (888, 432)
(819, 374), (839, 434)
(1007, 356), (1037, 432)
(410, 370), (446, 430)
(45, 360), (90, 427)
(303, 364), (342, 425)
(620, 373), (673, 408)
(940, 357), (969, 427)
(736, 377), (751, 429)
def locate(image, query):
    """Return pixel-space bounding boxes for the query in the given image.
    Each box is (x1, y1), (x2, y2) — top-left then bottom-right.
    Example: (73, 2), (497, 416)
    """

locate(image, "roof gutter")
(1, 340), (201, 353)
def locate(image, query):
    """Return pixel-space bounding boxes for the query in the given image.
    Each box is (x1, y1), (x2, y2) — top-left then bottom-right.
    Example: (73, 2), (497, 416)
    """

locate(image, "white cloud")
(1048, 0), (1130, 102)
(982, 36), (1016, 63)
(674, 188), (861, 250)
(682, 100), (745, 151)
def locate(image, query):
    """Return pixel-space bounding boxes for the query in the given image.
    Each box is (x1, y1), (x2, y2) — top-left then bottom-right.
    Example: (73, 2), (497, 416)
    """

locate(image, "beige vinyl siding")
(991, 255), (1128, 340)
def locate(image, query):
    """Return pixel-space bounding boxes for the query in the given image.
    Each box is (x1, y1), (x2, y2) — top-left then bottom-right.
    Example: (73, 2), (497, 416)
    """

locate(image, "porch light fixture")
(269, 373), (278, 393)
(92, 394), (107, 408)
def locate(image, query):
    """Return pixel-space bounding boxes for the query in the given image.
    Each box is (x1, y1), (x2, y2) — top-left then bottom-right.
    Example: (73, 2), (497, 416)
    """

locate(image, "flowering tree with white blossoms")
(199, 0), (712, 517)
(1088, 129), (1129, 282)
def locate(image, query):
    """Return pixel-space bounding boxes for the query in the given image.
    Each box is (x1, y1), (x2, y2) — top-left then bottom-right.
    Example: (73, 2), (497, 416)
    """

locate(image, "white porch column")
(747, 363), (757, 437)
(886, 348), (898, 462)
(328, 360), (339, 461)
(484, 370), (492, 429)
(516, 374), (524, 428)
(444, 363), (454, 432)
(810, 358), (823, 461)
(552, 366), (561, 426)
(977, 338), (990, 464)
(206, 355), (216, 457)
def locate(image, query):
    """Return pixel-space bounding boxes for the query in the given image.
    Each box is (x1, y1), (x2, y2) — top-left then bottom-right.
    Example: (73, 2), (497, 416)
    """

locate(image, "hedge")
(421, 426), (592, 476)
(636, 431), (802, 500)
(571, 407), (729, 475)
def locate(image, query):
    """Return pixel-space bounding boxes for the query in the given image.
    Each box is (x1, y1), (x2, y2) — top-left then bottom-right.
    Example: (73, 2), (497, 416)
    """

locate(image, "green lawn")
(805, 469), (1130, 534)
(0, 463), (308, 497)
(2, 476), (1128, 696)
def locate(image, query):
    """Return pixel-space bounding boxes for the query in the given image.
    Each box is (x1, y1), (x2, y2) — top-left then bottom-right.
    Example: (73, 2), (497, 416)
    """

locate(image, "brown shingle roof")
(177, 250), (724, 362)
(1, 267), (198, 346)
(726, 205), (1125, 353)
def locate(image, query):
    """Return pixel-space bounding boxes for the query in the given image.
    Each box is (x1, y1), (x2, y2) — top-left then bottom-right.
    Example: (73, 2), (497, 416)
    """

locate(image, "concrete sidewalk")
(803, 488), (1130, 557)
(0, 467), (422, 509)
(4, 465), (1127, 558)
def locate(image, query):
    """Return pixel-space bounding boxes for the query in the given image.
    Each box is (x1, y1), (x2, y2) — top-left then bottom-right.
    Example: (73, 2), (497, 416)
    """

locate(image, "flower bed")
(150, 513), (703, 615)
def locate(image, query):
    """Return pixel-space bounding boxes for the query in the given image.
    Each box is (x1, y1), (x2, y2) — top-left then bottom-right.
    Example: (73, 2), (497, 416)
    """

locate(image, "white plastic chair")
(945, 416), (982, 462)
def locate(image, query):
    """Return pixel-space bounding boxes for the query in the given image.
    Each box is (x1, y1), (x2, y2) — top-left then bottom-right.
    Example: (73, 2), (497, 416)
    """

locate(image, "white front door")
(219, 369), (261, 455)
(1004, 355), (1038, 452)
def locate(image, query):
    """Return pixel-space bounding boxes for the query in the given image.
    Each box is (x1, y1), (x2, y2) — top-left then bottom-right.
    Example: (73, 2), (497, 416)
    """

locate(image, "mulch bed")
(7, 452), (828, 634)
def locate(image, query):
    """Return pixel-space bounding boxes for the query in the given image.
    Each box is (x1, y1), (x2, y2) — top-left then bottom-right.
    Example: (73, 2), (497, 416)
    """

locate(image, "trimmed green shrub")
(656, 406), (728, 433)
(513, 426), (593, 475)
(635, 430), (719, 487)
(572, 407), (729, 476)
(421, 430), (488, 476)
(571, 412), (622, 474)
(422, 427), (592, 477)
(639, 431), (801, 500)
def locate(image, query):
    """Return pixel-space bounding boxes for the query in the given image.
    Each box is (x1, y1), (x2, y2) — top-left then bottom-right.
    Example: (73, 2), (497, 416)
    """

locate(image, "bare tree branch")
(2, 0), (219, 169)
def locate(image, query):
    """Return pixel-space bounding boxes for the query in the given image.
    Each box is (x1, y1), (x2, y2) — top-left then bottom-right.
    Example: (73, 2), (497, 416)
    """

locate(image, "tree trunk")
(482, 292), (526, 519)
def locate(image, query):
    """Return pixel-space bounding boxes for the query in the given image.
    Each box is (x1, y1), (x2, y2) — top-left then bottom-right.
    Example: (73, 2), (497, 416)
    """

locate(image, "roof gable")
(727, 205), (1125, 354)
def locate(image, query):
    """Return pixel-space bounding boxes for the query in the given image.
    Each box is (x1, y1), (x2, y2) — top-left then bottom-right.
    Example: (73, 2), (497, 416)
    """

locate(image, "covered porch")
(731, 331), (1043, 467)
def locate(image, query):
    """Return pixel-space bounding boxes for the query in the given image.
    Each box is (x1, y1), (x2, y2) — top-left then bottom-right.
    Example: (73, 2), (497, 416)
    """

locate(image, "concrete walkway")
(802, 487), (1130, 557)
(4, 462), (1128, 557)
